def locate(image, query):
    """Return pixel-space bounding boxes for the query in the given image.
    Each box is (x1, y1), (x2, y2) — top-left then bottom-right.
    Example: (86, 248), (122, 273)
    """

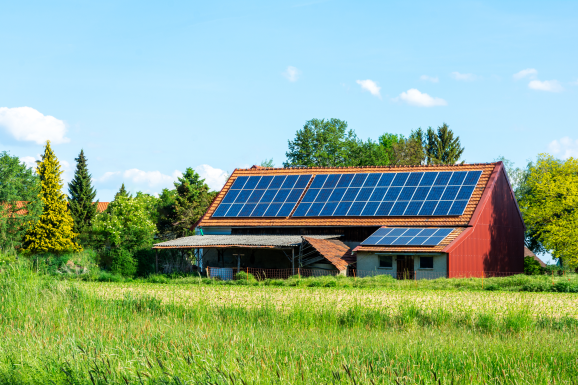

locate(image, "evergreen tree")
(425, 123), (465, 164)
(23, 141), (81, 253)
(115, 183), (131, 199)
(173, 168), (216, 238)
(68, 150), (97, 243)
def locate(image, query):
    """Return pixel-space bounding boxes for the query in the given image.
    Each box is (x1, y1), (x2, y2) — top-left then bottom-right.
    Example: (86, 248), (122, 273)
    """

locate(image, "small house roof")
(303, 237), (355, 271)
(353, 227), (465, 254)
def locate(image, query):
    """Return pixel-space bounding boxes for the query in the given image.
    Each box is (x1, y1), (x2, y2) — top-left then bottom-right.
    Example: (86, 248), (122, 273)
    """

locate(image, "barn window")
(379, 255), (392, 268)
(420, 256), (434, 269)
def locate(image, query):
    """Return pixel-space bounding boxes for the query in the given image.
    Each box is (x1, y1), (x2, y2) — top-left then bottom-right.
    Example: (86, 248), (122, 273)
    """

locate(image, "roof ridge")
(236, 162), (496, 171)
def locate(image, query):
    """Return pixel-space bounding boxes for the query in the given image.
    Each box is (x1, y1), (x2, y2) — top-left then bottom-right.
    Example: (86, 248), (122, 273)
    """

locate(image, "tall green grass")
(1, 265), (578, 384)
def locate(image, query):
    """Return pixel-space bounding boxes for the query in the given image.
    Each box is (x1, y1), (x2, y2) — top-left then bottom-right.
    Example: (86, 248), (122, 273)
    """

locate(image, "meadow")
(1, 266), (578, 384)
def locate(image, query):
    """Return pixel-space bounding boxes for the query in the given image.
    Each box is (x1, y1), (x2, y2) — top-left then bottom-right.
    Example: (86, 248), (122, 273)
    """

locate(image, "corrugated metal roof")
(153, 234), (341, 249)
(196, 163), (497, 228)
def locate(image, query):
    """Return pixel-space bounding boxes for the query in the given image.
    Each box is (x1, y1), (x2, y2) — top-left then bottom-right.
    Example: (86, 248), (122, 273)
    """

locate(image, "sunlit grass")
(1, 265), (578, 384)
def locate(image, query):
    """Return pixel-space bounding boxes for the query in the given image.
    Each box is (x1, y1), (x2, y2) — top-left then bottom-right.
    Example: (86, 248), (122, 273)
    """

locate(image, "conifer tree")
(68, 150), (97, 242)
(23, 141), (81, 253)
(115, 183), (131, 199)
(425, 123), (464, 164)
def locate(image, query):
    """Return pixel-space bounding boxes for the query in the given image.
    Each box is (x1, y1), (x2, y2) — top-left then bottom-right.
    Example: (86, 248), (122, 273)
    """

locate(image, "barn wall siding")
(446, 165), (525, 277)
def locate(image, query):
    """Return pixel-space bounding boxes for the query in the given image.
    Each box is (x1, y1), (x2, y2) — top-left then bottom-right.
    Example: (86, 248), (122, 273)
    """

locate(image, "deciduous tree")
(518, 154), (578, 267)
(0, 152), (42, 250)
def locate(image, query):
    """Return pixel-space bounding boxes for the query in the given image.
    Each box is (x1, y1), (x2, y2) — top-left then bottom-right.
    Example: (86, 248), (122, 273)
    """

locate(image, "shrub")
(521, 281), (552, 292)
(235, 271), (257, 282)
(524, 256), (543, 275)
(109, 249), (137, 277)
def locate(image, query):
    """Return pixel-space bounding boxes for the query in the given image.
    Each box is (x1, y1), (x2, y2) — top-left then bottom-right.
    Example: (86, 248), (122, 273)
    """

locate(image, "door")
(396, 256), (414, 280)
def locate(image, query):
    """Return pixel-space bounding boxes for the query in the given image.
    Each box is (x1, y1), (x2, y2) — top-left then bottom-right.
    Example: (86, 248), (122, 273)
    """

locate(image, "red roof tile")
(303, 237), (354, 271)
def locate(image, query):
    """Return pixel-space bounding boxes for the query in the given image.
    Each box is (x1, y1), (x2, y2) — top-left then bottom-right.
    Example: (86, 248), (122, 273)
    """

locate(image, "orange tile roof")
(303, 237), (354, 271)
(353, 228), (465, 254)
(96, 202), (109, 213)
(197, 163), (497, 228)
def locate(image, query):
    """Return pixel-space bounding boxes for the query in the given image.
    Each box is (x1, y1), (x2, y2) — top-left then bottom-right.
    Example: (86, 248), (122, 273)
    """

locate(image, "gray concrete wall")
(413, 255), (447, 279)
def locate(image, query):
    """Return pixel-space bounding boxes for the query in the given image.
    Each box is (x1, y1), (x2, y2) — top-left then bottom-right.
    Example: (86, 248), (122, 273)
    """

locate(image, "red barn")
(153, 162), (524, 278)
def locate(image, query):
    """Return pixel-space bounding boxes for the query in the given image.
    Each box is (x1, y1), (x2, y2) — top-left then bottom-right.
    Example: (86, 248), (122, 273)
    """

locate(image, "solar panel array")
(361, 227), (455, 246)
(212, 175), (312, 217)
(292, 171), (482, 217)
(211, 170), (483, 218)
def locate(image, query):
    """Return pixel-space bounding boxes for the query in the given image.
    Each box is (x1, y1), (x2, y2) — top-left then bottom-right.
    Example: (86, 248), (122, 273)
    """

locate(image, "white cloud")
(21, 156), (38, 169)
(0, 106), (69, 144)
(195, 164), (229, 191)
(283, 66), (300, 82)
(356, 79), (381, 98)
(450, 72), (476, 81)
(123, 169), (183, 187)
(548, 137), (578, 159)
(528, 80), (563, 92)
(98, 171), (121, 182)
(420, 75), (439, 83)
(395, 88), (447, 107)
(572, 79), (578, 86)
(513, 68), (538, 80)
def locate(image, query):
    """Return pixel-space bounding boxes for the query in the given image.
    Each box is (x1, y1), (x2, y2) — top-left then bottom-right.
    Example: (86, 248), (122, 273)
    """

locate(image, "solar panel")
(212, 170), (482, 218)
(293, 170), (482, 217)
(361, 228), (455, 246)
(212, 174), (312, 217)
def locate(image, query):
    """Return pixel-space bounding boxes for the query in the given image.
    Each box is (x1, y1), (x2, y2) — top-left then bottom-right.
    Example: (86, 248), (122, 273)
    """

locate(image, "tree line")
(0, 118), (576, 272)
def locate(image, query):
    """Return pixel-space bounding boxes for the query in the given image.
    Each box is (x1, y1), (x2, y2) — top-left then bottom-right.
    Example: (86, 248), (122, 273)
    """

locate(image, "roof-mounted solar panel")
(361, 227), (455, 246)
(212, 170), (482, 218)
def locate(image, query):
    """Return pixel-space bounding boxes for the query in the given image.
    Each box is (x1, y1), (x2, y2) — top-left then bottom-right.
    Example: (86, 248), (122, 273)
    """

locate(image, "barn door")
(396, 256), (414, 280)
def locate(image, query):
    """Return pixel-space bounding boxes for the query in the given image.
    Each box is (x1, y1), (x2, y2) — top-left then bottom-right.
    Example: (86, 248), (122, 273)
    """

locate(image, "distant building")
(154, 162), (525, 278)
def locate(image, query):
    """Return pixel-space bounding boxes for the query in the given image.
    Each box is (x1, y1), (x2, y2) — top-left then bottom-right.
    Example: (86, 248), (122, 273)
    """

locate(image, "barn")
(152, 162), (525, 279)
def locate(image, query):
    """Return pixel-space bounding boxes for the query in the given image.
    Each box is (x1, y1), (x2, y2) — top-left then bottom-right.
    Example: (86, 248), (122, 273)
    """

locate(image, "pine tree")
(23, 141), (81, 253)
(425, 123), (465, 164)
(68, 150), (97, 242)
(115, 183), (131, 199)
(173, 168), (216, 238)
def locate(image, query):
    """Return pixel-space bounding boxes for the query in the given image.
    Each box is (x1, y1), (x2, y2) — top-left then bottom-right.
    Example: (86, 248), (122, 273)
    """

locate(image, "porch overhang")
(152, 234), (342, 250)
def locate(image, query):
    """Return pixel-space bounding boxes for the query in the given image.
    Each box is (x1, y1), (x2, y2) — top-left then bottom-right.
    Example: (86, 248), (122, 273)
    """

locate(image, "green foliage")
(67, 150), (97, 245)
(172, 168), (216, 238)
(424, 123), (465, 164)
(284, 118), (362, 167)
(0, 151), (42, 250)
(114, 183), (131, 200)
(109, 248), (137, 277)
(23, 142), (81, 254)
(92, 194), (158, 250)
(260, 158), (275, 167)
(518, 154), (578, 267)
(524, 256), (544, 275)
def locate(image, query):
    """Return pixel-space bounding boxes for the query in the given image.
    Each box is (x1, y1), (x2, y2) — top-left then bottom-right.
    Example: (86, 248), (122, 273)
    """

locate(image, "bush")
(524, 256), (543, 275)
(235, 271), (257, 282)
(109, 249), (137, 277)
(521, 281), (552, 292)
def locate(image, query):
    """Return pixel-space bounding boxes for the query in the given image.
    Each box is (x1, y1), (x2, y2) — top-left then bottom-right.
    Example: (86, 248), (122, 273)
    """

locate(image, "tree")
(23, 142), (81, 254)
(115, 183), (131, 199)
(92, 193), (158, 250)
(260, 158), (275, 167)
(68, 150), (98, 244)
(424, 123), (464, 164)
(155, 188), (177, 241)
(391, 129), (426, 166)
(518, 154), (578, 268)
(284, 119), (362, 167)
(172, 168), (217, 237)
(0, 152), (42, 250)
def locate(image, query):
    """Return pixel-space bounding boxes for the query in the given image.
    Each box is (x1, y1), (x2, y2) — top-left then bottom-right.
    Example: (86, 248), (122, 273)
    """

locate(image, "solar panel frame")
(214, 169), (482, 218)
(360, 227), (456, 246)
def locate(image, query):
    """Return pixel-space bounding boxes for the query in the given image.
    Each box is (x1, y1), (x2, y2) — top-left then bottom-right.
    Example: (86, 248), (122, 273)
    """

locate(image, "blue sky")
(1, 0), (577, 203)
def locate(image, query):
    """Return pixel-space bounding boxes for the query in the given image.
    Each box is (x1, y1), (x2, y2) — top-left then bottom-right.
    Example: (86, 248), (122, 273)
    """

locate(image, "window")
(420, 256), (434, 269)
(379, 255), (392, 268)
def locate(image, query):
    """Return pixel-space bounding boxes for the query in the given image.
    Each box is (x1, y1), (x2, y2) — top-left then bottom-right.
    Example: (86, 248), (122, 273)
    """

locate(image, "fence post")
(206, 266), (210, 279)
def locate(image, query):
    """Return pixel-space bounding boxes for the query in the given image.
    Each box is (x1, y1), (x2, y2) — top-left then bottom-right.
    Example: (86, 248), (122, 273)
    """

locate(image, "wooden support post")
(155, 249), (158, 273)
(292, 248), (295, 276)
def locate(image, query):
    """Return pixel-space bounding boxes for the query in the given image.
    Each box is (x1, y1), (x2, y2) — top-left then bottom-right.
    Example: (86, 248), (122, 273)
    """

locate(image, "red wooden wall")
(444, 163), (525, 276)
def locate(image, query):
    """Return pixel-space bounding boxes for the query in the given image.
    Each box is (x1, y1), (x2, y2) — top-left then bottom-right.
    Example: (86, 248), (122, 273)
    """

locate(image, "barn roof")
(196, 162), (498, 228)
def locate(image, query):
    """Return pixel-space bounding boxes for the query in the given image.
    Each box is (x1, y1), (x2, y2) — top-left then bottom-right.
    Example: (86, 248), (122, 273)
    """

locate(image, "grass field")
(2, 266), (578, 384)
